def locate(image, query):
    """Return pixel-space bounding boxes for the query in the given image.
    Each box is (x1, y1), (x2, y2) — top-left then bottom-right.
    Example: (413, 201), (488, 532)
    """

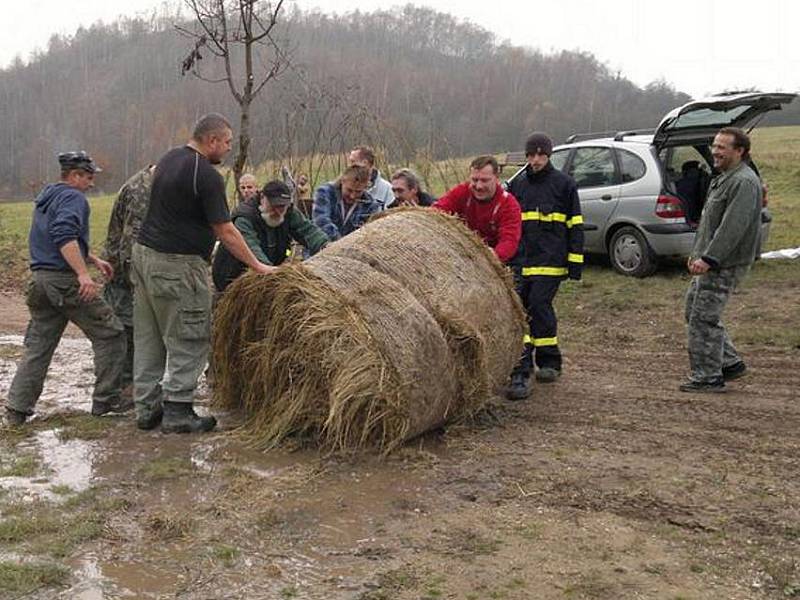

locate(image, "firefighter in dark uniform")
(507, 132), (584, 399)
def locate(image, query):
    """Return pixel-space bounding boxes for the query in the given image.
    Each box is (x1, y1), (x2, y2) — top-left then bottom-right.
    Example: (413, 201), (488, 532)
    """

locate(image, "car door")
(653, 92), (797, 151)
(566, 146), (621, 253)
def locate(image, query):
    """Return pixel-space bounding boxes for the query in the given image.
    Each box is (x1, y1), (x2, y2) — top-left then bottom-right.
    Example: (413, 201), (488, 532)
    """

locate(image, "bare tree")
(178, 0), (290, 188)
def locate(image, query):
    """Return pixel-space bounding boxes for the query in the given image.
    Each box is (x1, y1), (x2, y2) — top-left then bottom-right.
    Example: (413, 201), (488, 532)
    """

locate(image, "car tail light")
(655, 194), (685, 219)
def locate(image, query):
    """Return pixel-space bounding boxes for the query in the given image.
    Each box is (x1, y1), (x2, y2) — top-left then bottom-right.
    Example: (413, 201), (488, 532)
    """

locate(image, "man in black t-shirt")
(132, 113), (274, 433)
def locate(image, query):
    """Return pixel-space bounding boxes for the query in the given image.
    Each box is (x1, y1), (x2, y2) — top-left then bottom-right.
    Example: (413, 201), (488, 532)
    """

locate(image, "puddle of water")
(66, 555), (180, 599)
(0, 430), (96, 499)
(0, 334), (94, 415)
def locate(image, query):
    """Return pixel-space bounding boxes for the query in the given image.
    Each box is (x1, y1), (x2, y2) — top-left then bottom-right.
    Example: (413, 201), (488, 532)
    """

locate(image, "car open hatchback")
(505, 91), (797, 276)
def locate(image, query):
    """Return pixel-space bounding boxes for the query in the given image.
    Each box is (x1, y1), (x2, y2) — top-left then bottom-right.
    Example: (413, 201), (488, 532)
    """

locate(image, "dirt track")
(1, 273), (799, 599)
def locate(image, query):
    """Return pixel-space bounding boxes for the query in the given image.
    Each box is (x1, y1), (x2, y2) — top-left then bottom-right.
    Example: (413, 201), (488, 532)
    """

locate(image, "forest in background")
(1, 2), (798, 197)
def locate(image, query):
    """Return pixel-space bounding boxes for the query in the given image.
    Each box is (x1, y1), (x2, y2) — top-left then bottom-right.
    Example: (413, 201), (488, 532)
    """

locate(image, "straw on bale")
(211, 207), (526, 452)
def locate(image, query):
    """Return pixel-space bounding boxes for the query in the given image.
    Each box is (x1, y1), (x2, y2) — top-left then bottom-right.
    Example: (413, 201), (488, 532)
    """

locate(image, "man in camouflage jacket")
(681, 127), (763, 394)
(101, 164), (155, 391)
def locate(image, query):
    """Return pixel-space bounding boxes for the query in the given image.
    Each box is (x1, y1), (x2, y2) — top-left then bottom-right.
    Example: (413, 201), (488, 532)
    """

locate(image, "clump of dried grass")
(211, 208), (525, 453)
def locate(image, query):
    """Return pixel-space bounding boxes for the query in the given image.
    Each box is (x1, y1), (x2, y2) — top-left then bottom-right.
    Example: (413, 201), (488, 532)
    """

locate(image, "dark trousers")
(513, 275), (562, 376)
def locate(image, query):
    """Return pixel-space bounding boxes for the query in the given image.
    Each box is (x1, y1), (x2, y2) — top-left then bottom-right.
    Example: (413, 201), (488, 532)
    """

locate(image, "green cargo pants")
(7, 270), (125, 416)
(131, 243), (211, 418)
(685, 266), (749, 382)
(103, 280), (134, 388)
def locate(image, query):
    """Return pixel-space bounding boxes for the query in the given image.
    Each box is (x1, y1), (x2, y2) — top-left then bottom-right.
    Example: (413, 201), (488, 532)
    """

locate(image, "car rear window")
(618, 149), (646, 183)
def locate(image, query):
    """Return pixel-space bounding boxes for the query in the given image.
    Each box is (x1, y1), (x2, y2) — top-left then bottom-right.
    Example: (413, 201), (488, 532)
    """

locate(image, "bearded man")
(212, 180), (329, 292)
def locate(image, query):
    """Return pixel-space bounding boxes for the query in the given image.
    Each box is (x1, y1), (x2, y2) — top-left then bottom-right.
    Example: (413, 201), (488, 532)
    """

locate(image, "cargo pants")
(131, 243), (211, 419)
(7, 270), (125, 415)
(685, 266), (748, 383)
(103, 280), (134, 388)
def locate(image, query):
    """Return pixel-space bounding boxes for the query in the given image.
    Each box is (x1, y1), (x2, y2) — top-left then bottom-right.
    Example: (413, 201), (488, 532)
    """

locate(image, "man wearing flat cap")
(213, 180), (329, 292)
(5, 151), (129, 425)
(507, 133), (584, 400)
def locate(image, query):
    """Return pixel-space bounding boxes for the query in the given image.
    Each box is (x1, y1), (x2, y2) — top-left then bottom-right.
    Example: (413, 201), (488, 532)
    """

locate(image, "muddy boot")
(535, 367), (561, 383)
(722, 361), (747, 381)
(91, 395), (134, 417)
(679, 378), (726, 394)
(506, 373), (530, 401)
(161, 401), (216, 434)
(136, 403), (164, 431)
(5, 407), (29, 426)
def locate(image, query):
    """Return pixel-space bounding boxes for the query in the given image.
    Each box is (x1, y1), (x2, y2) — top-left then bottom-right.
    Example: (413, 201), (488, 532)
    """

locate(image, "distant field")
(1, 126), (798, 289)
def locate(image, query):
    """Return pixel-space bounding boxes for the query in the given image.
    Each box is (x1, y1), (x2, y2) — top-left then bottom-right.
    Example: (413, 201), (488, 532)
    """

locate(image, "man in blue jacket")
(312, 165), (382, 241)
(5, 152), (128, 425)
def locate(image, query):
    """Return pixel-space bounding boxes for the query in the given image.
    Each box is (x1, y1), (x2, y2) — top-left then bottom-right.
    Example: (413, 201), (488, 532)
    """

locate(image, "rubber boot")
(506, 373), (530, 401)
(136, 403), (164, 431)
(161, 401), (217, 434)
(5, 407), (29, 426)
(535, 367), (561, 383)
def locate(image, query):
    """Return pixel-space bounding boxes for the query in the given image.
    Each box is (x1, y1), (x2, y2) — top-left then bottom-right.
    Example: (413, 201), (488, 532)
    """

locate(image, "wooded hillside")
(1, 3), (794, 197)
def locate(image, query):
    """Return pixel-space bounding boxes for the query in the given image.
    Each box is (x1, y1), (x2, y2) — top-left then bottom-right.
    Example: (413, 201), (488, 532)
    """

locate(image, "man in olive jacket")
(212, 180), (328, 291)
(681, 127), (763, 393)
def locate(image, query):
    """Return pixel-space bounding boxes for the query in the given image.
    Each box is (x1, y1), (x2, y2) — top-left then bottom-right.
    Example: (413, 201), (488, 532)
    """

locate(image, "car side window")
(618, 149), (646, 183)
(550, 149), (569, 172)
(569, 147), (617, 188)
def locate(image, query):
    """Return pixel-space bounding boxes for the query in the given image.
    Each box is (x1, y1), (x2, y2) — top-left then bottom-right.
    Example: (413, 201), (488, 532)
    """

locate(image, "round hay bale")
(213, 256), (458, 451)
(211, 207), (526, 453)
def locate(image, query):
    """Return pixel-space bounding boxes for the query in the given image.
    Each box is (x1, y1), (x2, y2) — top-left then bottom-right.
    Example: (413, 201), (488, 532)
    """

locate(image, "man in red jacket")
(433, 155), (521, 263)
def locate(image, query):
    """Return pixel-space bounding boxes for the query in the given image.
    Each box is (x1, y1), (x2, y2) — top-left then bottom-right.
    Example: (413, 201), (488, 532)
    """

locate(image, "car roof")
(555, 135), (654, 150)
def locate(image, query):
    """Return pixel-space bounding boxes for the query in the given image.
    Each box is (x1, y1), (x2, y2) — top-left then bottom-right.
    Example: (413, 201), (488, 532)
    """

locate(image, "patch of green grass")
(139, 456), (196, 480)
(37, 516), (105, 558)
(280, 585), (299, 598)
(0, 486), (127, 558)
(50, 484), (74, 496)
(0, 511), (63, 543)
(0, 454), (40, 477)
(210, 544), (239, 566)
(0, 561), (69, 595)
(55, 415), (118, 441)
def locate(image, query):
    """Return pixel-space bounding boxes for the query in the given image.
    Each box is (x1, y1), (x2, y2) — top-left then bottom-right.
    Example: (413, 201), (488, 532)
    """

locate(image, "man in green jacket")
(681, 127), (763, 393)
(212, 180), (329, 291)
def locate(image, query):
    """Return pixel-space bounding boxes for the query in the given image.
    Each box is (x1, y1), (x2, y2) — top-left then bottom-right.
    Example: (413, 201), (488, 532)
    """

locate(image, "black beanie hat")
(525, 132), (553, 157)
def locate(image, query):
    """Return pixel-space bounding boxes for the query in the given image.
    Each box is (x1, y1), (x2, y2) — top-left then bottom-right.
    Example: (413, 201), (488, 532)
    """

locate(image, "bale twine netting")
(211, 208), (526, 453)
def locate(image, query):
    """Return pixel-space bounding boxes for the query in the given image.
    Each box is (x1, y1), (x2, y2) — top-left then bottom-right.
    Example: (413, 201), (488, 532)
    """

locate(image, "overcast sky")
(3, 0), (799, 99)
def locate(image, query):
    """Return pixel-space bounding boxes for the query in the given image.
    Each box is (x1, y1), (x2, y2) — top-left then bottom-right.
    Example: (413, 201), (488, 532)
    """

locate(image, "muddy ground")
(1, 265), (799, 600)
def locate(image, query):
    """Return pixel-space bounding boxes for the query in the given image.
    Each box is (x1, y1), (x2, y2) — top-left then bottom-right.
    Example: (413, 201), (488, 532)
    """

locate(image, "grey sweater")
(691, 161), (763, 269)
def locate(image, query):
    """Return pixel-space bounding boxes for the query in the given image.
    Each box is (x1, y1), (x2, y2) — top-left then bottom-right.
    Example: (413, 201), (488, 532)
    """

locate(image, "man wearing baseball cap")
(5, 151), (129, 425)
(212, 179), (329, 292)
(507, 133), (584, 399)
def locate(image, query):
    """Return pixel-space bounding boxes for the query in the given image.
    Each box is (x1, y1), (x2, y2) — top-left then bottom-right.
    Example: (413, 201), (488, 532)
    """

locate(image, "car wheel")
(609, 226), (657, 277)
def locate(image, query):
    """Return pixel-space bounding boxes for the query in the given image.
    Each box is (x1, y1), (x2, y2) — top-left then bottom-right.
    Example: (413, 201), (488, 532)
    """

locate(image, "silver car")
(505, 92), (796, 277)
